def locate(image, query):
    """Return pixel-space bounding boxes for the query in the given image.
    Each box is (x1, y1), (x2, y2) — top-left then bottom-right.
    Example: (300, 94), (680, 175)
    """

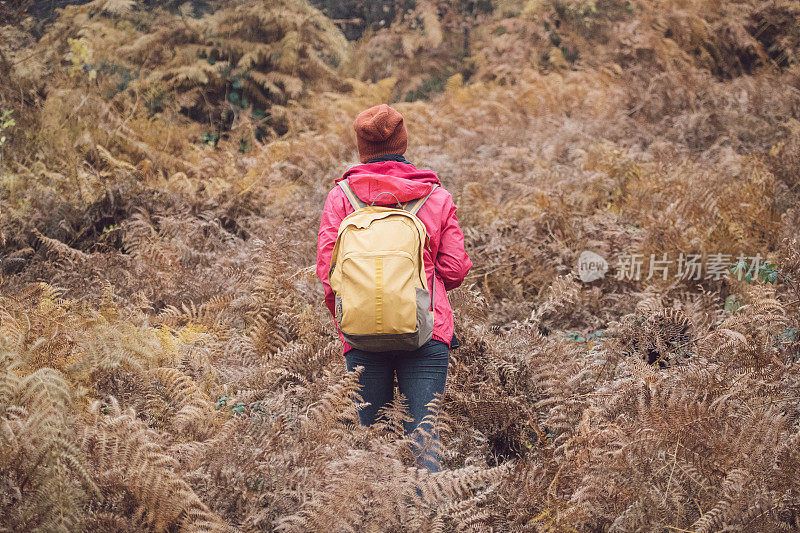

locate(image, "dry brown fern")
(2, 1), (800, 531)
(79, 399), (228, 532)
(147, 367), (219, 439)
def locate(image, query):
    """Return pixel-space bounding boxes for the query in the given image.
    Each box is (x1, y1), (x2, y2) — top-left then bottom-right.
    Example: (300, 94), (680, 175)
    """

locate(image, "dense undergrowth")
(1, 0), (800, 531)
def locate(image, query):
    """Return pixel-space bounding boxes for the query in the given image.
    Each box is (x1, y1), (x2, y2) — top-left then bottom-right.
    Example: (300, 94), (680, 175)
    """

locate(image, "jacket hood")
(337, 161), (439, 205)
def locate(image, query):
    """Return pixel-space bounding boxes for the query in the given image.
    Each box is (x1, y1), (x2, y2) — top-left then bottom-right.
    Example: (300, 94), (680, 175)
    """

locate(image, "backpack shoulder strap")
(338, 180), (367, 211)
(403, 184), (439, 215)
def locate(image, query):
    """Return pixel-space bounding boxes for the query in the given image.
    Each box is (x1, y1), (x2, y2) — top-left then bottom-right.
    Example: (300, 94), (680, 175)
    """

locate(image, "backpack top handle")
(370, 191), (404, 208)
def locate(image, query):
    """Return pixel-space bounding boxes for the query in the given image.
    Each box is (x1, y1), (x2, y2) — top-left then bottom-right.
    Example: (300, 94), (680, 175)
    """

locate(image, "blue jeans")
(345, 339), (449, 472)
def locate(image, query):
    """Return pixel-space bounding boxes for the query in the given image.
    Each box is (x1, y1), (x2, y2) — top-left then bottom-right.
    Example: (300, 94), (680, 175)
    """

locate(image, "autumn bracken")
(1, 0), (799, 531)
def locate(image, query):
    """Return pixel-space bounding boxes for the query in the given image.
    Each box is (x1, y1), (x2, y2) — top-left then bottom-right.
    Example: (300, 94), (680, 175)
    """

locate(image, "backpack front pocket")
(339, 251), (420, 336)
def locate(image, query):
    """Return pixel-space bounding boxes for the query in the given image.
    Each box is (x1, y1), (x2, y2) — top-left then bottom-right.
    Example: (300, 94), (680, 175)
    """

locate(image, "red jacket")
(316, 159), (472, 353)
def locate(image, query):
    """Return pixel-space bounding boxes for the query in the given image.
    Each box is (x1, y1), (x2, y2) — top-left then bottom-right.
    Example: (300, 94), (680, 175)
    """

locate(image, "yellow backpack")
(329, 180), (438, 352)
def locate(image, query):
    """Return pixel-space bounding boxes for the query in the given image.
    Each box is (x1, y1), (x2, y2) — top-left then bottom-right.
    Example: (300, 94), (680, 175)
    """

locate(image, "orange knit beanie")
(353, 104), (408, 163)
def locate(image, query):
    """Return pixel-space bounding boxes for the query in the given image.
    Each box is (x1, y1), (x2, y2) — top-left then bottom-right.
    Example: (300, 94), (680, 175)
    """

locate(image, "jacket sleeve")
(435, 194), (472, 291)
(317, 188), (347, 318)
